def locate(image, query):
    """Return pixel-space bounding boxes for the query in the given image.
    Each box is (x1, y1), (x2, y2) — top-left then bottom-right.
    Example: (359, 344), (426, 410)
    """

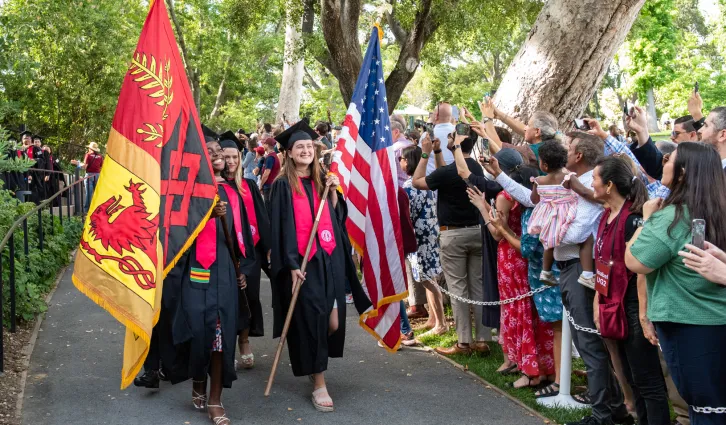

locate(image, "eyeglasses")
(671, 130), (684, 137)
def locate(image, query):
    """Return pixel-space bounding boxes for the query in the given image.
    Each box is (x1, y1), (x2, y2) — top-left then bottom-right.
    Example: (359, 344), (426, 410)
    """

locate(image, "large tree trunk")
(494, 0), (646, 130)
(646, 85), (660, 132)
(276, 11), (305, 123)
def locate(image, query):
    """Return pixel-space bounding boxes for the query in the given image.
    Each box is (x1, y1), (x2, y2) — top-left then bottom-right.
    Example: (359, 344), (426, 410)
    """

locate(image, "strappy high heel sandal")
(192, 380), (207, 411)
(238, 339), (254, 369)
(207, 403), (231, 424)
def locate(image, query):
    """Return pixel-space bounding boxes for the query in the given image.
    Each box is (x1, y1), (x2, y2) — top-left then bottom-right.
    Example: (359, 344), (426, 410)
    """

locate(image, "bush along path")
(0, 187), (83, 424)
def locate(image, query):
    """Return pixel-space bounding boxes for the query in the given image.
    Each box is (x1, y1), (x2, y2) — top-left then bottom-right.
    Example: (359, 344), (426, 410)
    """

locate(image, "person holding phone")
(625, 142), (726, 425)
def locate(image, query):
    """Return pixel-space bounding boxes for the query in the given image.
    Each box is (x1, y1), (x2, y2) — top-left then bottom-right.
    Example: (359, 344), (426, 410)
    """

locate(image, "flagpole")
(264, 184), (331, 397)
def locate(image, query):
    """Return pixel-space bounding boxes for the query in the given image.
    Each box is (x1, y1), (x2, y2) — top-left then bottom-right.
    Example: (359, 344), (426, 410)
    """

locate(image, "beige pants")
(439, 227), (491, 344)
(406, 259), (428, 306)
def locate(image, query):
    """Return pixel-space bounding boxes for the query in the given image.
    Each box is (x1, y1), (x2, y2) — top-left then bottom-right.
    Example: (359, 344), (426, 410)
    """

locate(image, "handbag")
(597, 212), (628, 340)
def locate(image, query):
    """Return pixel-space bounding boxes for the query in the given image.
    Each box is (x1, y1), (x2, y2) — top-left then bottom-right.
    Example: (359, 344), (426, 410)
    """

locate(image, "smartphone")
(623, 102), (630, 117)
(490, 199), (497, 219)
(692, 219), (706, 250)
(464, 177), (477, 190)
(452, 106), (460, 122)
(424, 123), (434, 135)
(695, 81), (700, 93)
(573, 119), (591, 131)
(455, 122), (470, 136)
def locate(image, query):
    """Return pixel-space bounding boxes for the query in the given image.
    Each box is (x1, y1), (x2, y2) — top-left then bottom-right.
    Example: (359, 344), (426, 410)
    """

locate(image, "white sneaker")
(578, 274), (595, 290)
(345, 293), (354, 304)
(539, 270), (558, 286)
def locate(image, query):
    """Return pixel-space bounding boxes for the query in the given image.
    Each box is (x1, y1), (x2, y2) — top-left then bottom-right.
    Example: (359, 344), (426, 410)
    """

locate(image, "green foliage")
(0, 126), (35, 172)
(0, 0), (147, 159)
(0, 190), (82, 325)
(624, 0), (678, 98)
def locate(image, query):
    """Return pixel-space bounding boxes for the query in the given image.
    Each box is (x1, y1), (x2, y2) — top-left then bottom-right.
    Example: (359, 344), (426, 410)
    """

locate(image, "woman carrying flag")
(218, 131), (271, 369)
(268, 121), (370, 412)
(170, 138), (256, 425)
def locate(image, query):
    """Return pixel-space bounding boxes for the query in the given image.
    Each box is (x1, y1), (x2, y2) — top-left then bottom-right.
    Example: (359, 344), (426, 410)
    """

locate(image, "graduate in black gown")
(218, 131), (271, 370)
(27, 134), (46, 203)
(169, 139), (255, 425)
(269, 121), (371, 412)
(41, 145), (63, 206)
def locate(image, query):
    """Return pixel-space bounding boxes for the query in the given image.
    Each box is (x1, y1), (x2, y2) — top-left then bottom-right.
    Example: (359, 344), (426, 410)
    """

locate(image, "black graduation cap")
(32, 134), (43, 141)
(201, 124), (219, 143)
(218, 131), (244, 151)
(274, 120), (318, 151)
(19, 130), (33, 139)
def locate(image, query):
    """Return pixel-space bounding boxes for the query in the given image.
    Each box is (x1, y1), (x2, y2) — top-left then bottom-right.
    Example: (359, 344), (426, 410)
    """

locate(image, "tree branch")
(165, 0), (194, 87)
(303, 66), (321, 90)
(386, 2), (408, 45)
(209, 54), (232, 121)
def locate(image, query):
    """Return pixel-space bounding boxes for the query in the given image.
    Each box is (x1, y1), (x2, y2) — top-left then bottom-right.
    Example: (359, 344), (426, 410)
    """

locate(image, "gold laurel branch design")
(129, 53), (174, 146)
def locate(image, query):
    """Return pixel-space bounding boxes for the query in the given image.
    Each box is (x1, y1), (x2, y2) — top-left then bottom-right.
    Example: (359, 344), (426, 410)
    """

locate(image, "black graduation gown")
(269, 176), (370, 377)
(43, 153), (61, 202)
(235, 178), (271, 337)
(169, 186), (256, 388)
(27, 146), (45, 203)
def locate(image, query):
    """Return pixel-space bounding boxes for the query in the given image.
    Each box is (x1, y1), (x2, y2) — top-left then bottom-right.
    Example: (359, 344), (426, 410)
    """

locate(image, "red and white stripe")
(331, 102), (406, 351)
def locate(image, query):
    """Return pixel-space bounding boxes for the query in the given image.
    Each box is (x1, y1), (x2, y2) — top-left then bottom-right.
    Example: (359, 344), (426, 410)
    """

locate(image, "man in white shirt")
(493, 132), (630, 425)
(421, 103), (455, 175)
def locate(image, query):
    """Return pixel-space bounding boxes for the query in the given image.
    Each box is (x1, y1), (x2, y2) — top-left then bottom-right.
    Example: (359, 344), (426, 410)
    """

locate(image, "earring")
(606, 188), (611, 195)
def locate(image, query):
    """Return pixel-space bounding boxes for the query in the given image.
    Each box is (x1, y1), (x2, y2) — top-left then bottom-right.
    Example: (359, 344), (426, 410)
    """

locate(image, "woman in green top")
(625, 142), (726, 425)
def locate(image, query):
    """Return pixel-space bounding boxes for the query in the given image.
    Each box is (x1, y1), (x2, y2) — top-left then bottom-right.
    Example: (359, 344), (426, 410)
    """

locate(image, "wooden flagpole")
(264, 184), (331, 397)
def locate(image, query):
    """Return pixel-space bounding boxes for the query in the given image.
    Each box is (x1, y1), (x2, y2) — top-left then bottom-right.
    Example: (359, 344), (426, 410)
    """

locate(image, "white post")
(536, 309), (589, 409)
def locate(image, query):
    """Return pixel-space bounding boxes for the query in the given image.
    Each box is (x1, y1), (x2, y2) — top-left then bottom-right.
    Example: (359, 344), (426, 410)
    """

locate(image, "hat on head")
(493, 148), (523, 175)
(87, 142), (101, 153)
(274, 120), (318, 151)
(217, 131), (243, 151)
(32, 134), (43, 141)
(201, 124), (219, 143)
(255, 146), (266, 155)
(263, 137), (277, 147)
(20, 130), (33, 139)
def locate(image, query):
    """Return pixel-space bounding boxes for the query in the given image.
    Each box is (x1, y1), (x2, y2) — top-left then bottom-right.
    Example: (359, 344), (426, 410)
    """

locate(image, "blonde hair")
(231, 150), (247, 197)
(276, 145), (324, 195)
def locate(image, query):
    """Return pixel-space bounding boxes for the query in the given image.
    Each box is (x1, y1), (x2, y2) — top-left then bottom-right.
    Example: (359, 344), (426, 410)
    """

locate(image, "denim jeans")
(85, 173), (99, 210)
(399, 301), (412, 335)
(656, 321), (726, 425)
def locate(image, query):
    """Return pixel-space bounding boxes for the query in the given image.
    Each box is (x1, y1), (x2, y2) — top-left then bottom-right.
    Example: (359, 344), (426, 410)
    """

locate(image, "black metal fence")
(0, 170), (97, 372)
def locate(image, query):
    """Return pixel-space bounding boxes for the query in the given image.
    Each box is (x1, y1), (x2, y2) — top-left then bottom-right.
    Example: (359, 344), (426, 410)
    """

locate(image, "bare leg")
(420, 279), (447, 332)
(552, 321), (562, 385)
(543, 248), (554, 271)
(312, 372), (333, 408)
(238, 328), (252, 356)
(579, 235), (595, 273)
(207, 352), (229, 424)
(328, 307), (339, 336)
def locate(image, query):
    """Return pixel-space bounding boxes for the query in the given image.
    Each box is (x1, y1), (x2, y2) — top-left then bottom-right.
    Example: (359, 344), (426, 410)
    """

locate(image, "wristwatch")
(433, 149), (442, 154)
(635, 218), (646, 228)
(481, 117), (492, 124)
(451, 145), (461, 151)
(421, 152), (429, 159)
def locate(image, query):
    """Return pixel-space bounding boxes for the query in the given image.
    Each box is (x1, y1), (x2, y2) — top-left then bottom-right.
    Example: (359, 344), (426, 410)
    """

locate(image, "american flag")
(331, 27), (406, 352)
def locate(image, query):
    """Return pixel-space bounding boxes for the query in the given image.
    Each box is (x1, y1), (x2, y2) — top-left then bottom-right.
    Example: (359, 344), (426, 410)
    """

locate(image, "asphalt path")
(22, 259), (543, 425)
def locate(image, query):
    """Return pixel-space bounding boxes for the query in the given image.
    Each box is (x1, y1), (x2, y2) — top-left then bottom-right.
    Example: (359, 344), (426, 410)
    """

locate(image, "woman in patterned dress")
(468, 165), (555, 389)
(399, 146), (448, 335)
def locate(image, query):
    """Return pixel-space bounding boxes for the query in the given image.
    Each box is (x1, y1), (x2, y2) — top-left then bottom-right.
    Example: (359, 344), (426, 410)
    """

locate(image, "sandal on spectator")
(572, 392), (592, 405)
(496, 363), (519, 375)
(535, 382), (560, 398)
(510, 374), (541, 389)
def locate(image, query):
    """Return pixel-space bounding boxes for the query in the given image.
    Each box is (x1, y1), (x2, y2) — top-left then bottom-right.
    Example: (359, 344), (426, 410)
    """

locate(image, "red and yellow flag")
(72, 0), (217, 389)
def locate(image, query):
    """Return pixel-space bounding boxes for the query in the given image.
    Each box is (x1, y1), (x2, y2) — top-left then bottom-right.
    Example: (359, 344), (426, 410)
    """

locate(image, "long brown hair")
(663, 142), (726, 249)
(596, 156), (648, 214)
(276, 145), (324, 195)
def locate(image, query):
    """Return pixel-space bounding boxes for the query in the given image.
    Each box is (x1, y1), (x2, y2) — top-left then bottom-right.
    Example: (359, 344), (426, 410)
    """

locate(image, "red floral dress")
(497, 192), (555, 377)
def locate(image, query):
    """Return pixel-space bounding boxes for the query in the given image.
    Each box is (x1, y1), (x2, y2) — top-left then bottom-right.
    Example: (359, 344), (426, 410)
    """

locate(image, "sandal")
(192, 380), (207, 411)
(535, 382), (560, 398)
(510, 374), (541, 389)
(207, 403), (230, 425)
(572, 392), (592, 405)
(496, 363), (519, 375)
(311, 387), (334, 412)
(238, 339), (254, 369)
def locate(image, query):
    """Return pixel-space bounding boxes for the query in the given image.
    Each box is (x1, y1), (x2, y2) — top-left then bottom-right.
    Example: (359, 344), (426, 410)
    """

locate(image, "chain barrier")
(428, 279), (549, 306)
(691, 407), (726, 414)
(564, 308), (601, 335)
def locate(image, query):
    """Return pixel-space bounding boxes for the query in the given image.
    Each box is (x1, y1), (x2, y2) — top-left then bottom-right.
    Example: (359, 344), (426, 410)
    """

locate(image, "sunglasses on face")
(671, 131), (684, 137)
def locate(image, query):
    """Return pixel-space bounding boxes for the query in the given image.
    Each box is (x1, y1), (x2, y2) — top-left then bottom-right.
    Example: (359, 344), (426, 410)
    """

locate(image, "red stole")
(196, 184), (247, 269)
(292, 177), (336, 261)
(26, 147), (33, 159)
(240, 184), (260, 246)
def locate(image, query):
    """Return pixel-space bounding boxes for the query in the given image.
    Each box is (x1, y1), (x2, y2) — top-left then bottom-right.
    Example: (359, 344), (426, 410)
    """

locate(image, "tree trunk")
(494, 0), (646, 131)
(646, 85), (660, 132)
(276, 11), (305, 123)
(208, 56), (232, 121)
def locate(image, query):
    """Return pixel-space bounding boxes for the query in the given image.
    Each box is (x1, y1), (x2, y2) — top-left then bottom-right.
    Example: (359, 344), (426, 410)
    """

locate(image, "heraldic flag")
(72, 0), (217, 389)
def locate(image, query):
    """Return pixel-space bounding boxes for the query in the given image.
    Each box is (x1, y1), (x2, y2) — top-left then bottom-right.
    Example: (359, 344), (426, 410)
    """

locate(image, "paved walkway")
(22, 259), (542, 425)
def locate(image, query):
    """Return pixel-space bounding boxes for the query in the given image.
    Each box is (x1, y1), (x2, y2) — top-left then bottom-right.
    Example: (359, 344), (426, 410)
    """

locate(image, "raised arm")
(412, 134), (433, 190)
